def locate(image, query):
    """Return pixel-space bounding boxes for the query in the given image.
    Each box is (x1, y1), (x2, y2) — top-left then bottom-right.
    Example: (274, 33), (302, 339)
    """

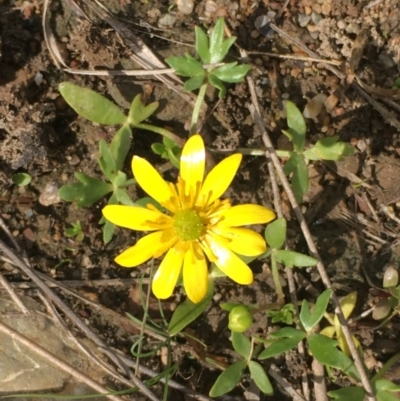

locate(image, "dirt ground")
(1, 0), (400, 400)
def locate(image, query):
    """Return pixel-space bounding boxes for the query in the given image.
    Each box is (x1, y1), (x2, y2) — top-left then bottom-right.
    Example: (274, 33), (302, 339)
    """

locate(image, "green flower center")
(173, 209), (203, 241)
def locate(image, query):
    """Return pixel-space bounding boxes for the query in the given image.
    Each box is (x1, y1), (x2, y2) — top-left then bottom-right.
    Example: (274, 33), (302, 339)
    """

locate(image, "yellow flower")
(103, 135), (275, 303)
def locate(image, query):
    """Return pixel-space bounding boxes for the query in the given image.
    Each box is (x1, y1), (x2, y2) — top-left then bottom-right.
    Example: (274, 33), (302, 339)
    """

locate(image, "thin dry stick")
(239, 43), (312, 401)
(249, 105), (376, 400)
(268, 364), (306, 401)
(0, 239), (160, 401)
(0, 321), (127, 401)
(0, 272), (29, 314)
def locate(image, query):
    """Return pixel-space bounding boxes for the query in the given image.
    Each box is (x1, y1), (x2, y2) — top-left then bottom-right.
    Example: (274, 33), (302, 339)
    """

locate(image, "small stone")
(39, 181), (61, 206)
(345, 22), (361, 34)
(321, 3), (331, 14)
(158, 13), (177, 27)
(304, 6), (312, 15)
(213, 293), (222, 302)
(312, 4), (321, 14)
(347, 6), (359, 17)
(325, 94), (339, 112)
(298, 13), (311, 27)
(378, 52), (396, 69)
(67, 154), (80, 166)
(337, 19), (346, 30)
(303, 93), (327, 121)
(176, 0), (194, 15)
(311, 11), (322, 24)
(356, 139), (367, 152)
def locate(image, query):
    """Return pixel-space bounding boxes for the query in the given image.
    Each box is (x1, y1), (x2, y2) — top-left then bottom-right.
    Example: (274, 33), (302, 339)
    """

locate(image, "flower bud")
(228, 305), (253, 333)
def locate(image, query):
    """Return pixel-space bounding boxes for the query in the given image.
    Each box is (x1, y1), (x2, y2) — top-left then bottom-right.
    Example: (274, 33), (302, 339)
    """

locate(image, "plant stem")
(271, 252), (285, 306)
(135, 123), (184, 146)
(190, 83), (208, 134)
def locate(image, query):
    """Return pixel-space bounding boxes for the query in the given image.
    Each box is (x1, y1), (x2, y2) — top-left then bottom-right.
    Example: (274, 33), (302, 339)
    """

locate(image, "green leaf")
(184, 75), (206, 92)
(128, 94), (159, 126)
(110, 124), (132, 171)
(58, 173), (113, 207)
(258, 327), (306, 360)
(12, 173), (31, 186)
(264, 218), (286, 249)
(328, 387), (365, 401)
(308, 136), (355, 161)
(209, 18), (236, 64)
(208, 74), (226, 98)
(114, 188), (135, 205)
(152, 143), (166, 156)
(249, 361), (273, 395)
(165, 55), (204, 77)
(291, 155), (309, 203)
(286, 101), (306, 147)
(195, 26), (210, 64)
(59, 82), (126, 125)
(98, 140), (117, 182)
(168, 280), (214, 336)
(377, 391), (400, 401)
(300, 289), (332, 332)
(231, 331), (251, 359)
(375, 379), (400, 392)
(102, 219), (115, 244)
(307, 334), (360, 381)
(275, 250), (318, 268)
(211, 63), (251, 83)
(209, 360), (246, 397)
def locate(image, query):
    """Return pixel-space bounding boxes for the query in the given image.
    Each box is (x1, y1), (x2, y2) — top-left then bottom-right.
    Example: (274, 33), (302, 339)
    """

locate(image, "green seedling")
(210, 331), (273, 397)
(12, 172), (32, 187)
(276, 101), (355, 203)
(259, 289), (360, 381)
(166, 17), (251, 132)
(392, 77), (400, 90)
(64, 221), (85, 242)
(151, 137), (181, 168)
(263, 217), (318, 304)
(266, 303), (296, 325)
(58, 83), (182, 243)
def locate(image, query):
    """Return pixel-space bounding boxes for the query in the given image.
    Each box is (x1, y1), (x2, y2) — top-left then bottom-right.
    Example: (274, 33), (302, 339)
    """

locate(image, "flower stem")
(135, 123), (184, 146)
(271, 252), (285, 306)
(190, 83), (208, 134)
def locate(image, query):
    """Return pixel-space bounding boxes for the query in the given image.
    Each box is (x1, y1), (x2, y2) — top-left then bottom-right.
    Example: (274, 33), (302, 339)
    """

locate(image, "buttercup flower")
(103, 135), (275, 303)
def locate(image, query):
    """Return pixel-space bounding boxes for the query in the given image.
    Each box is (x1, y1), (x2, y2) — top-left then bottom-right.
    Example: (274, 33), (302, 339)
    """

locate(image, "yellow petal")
(152, 247), (184, 299)
(115, 231), (169, 267)
(132, 156), (174, 209)
(180, 135), (205, 203)
(220, 204), (276, 227)
(206, 235), (253, 285)
(183, 243), (208, 303)
(214, 226), (267, 256)
(103, 205), (172, 231)
(198, 154), (242, 206)
(320, 326), (336, 338)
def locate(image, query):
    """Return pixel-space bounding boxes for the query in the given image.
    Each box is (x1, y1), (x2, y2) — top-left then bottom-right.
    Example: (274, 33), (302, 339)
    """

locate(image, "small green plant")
(166, 17), (251, 132)
(392, 77), (400, 90)
(64, 221), (85, 242)
(58, 84), (181, 243)
(276, 101), (355, 202)
(209, 331), (273, 397)
(263, 217), (318, 304)
(151, 137), (181, 168)
(12, 172), (32, 186)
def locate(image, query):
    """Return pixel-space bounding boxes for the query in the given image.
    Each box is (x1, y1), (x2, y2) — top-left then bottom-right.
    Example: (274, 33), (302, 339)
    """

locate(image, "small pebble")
(298, 13), (311, 27)
(303, 93), (327, 121)
(67, 154), (80, 166)
(213, 293), (222, 302)
(158, 13), (177, 28)
(39, 181), (61, 206)
(176, 0), (194, 14)
(312, 4), (322, 14)
(311, 12), (322, 25)
(345, 22), (361, 34)
(337, 19), (346, 30)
